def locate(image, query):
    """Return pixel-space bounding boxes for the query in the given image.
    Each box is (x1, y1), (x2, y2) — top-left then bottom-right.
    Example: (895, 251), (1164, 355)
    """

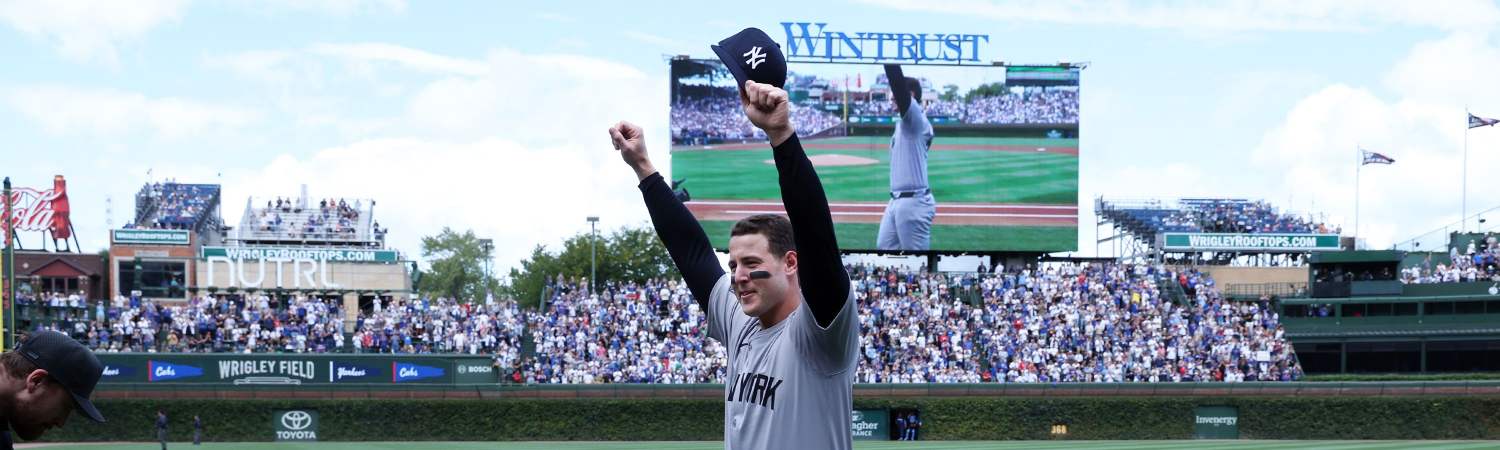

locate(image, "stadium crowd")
(1185, 200), (1327, 234)
(1101, 199), (1338, 242)
(671, 96), (845, 145)
(850, 99), (965, 118)
(524, 276), (726, 383)
(851, 263), (1300, 383)
(671, 87), (1081, 144)
(351, 296), (526, 370)
(251, 197), (366, 239)
(38, 262), (1303, 384)
(961, 88), (1078, 125)
(836, 89), (1079, 125)
(129, 182), (219, 230)
(23, 293), (347, 353)
(1401, 235), (1500, 284)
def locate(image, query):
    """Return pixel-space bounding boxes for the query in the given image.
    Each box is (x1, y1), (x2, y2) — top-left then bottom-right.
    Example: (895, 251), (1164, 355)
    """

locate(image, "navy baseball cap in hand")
(14, 330), (106, 423)
(712, 27), (787, 93)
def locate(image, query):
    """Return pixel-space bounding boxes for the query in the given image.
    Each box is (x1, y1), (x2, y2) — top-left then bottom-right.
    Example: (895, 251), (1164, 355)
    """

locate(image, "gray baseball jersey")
(706, 273), (858, 450)
(879, 100), (937, 251)
(889, 101), (933, 192)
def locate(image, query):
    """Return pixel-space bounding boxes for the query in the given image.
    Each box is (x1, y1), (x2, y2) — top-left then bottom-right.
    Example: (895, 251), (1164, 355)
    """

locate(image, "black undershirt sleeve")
(638, 172), (725, 310)
(771, 134), (851, 328)
(885, 64), (911, 116)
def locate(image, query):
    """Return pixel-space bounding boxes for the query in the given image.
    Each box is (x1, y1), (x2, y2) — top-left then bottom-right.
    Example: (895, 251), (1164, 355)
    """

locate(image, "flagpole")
(1355, 145), (1361, 242)
(1464, 107), (1470, 232)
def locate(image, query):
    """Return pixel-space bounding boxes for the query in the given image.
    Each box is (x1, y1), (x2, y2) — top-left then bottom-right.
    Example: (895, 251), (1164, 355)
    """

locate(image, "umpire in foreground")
(0, 330), (108, 449)
(611, 27), (858, 450)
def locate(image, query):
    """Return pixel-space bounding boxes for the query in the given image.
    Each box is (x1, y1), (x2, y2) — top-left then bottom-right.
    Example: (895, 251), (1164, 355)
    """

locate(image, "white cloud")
(0, 0), (408, 67)
(246, 0), (405, 16)
(221, 136), (657, 276)
(6, 85), (259, 138)
(403, 48), (662, 148)
(203, 45), (671, 271)
(859, 0), (1500, 34)
(1248, 31), (1500, 250)
(1384, 32), (1500, 110)
(532, 12), (573, 23)
(623, 30), (686, 50)
(1209, 70), (1326, 126)
(310, 42), (490, 76)
(203, 50), (301, 84)
(0, 0), (189, 66)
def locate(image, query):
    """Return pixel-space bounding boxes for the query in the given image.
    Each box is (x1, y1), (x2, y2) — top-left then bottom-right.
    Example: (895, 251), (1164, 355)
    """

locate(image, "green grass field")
(27, 441), (1500, 450)
(699, 220), (1076, 252)
(670, 136), (1078, 204)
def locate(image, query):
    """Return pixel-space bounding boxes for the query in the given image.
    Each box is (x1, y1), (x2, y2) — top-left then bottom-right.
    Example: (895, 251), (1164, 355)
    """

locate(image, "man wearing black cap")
(610, 27), (857, 450)
(0, 330), (108, 450)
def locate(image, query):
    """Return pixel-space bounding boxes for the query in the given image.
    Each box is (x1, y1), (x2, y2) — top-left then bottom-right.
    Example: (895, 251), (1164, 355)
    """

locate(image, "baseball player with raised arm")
(877, 64), (936, 251)
(608, 27), (858, 450)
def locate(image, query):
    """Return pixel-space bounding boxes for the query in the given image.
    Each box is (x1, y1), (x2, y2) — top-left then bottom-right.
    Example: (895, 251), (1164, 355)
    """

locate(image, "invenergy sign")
(1161, 233), (1341, 252)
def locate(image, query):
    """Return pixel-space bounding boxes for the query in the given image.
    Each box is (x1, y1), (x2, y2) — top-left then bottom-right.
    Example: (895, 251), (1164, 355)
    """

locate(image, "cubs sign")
(274, 410), (318, 441)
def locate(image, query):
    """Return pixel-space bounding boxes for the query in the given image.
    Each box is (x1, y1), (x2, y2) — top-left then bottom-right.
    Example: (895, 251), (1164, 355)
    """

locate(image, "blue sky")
(4, 0), (1500, 272)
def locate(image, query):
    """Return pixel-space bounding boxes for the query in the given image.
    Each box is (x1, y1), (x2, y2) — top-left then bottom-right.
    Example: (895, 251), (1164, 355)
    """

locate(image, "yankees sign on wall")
(273, 409), (319, 441)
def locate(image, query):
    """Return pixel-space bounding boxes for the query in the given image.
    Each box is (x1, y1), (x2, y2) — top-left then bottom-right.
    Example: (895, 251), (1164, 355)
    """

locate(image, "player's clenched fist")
(740, 80), (794, 146)
(609, 121), (656, 181)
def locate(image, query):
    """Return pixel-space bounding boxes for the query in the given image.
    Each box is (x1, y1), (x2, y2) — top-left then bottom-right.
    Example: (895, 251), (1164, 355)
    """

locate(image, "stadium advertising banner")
(1193, 406), (1239, 439)
(1, 254), (6, 351)
(274, 409), (319, 441)
(1161, 233), (1341, 252)
(779, 22), (990, 64)
(3, 175), (73, 241)
(200, 246), (399, 262)
(850, 409), (889, 441)
(195, 246), (408, 292)
(669, 58), (1079, 252)
(111, 229), (190, 245)
(95, 354), (497, 385)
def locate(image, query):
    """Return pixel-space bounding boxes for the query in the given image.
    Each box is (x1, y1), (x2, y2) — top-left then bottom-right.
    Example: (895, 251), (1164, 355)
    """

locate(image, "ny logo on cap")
(743, 46), (767, 69)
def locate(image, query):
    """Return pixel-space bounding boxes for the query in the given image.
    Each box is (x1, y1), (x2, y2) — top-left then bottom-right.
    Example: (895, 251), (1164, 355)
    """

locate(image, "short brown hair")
(1, 351), (39, 380)
(731, 214), (796, 258)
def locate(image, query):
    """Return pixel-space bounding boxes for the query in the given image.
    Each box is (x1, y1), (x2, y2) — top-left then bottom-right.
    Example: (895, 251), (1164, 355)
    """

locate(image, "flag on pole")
(1471, 113), (1499, 129)
(1361, 148), (1395, 165)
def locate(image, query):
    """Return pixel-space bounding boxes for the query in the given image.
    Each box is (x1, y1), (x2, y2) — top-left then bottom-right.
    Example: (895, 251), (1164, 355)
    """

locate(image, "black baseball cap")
(14, 330), (106, 423)
(711, 27), (787, 94)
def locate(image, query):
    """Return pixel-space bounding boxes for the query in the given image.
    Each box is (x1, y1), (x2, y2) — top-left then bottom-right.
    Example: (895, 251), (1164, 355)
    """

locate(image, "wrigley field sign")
(1161, 233), (1340, 252)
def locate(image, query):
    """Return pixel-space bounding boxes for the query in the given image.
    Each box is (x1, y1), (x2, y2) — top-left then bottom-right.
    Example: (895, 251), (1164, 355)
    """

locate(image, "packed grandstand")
(670, 82), (1079, 145)
(21, 261), (1303, 384)
(127, 181), (224, 236)
(1100, 198), (1336, 241)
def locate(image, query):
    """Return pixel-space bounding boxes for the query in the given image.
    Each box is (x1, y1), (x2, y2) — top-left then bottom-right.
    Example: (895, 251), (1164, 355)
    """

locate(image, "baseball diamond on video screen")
(669, 58), (1079, 252)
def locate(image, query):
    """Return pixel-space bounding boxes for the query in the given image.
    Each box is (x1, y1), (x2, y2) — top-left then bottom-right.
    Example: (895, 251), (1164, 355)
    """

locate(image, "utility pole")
(587, 216), (599, 295)
(3, 177), (13, 350)
(479, 238), (494, 305)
